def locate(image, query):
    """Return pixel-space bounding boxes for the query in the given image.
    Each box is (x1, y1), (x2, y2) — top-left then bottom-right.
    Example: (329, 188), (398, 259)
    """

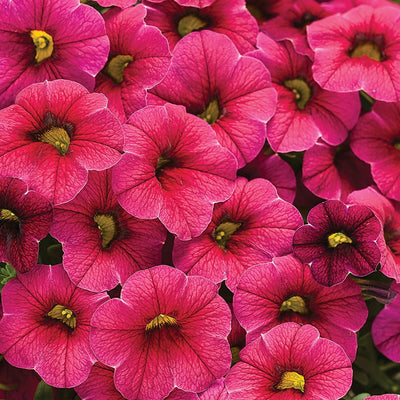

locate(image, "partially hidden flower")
(148, 30), (276, 168)
(95, 5), (171, 122)
(234, 254), (368, 361)
(0, 0), (109, 108)
(293, 199), (382, 286)
(0, 79), (124, 205)
(90, 265), (232, 400)
(50, 168), (167, 292)
(250, 33), (360, 153)
(173, 177), (303, 290)
(0, 176), (52, 273)
(350, 101), (400, 201)
(307, 4), (400, 102)
(112, 103), (236, 240)
(144, 0), (258, 54)
(225, 322), (353, 400)
(0, 264), (108, 387)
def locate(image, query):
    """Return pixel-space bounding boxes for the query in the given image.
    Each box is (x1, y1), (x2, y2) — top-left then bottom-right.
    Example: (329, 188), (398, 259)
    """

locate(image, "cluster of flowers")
(1, 0), (400, 398)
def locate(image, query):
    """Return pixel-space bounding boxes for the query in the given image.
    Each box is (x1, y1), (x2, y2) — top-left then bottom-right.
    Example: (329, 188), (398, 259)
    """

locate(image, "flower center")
(276, 371), (305, 393)
(214, 221), (242, 250)
(328, 232), (352, 248)
(283, 78), (312, 110)
(103, 55), (134, 85)
(231, 346), (241, 366)
(197, 97), (220, 125)
(38, 126), (70, 155)
(47, 305), (76, 330)
(350, 41), (382, 62)
(30, 30), (54, 63)
(145, 314), (179, 333)
(293, 12), (319, 30)
(155, 154), (176, 180)
(93, 213), (119, 248)
(246, 0), (276, 20)
(177, 14), (208, 37)
(0, 209), (19, 222)
(280, 295), (309, 314)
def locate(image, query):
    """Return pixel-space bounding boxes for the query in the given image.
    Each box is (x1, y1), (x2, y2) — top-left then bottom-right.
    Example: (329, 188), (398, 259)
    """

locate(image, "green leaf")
(352, 394), (370, 400)
(0, 263), (16, 290)
(33, 381), (54, 400)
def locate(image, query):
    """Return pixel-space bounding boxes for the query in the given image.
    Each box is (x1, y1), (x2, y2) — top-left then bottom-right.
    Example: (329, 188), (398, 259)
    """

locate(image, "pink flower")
(347, 186), (400, 282)
(250, 33), (360, 153)
(50, 169), (167, 292)
(239, 147), (297, 203)
(112, 103), (236, 240)
(225, 322), (353, 399)
(302, 139), (373, 200)
(293, 199), (382, 286)
(234, 254), (368, 361)
(199, 378), (229, 400)
(307, 4), (400, 101)
(0, 80), (123, 205)
(95, 5), (171, 122)
(0, 0), (109, 108)
(0, 264), (108, 388)
(144, 0), (258, 54)
(148, 30), (276, 168)
(90, 265), (231, 399)
(350, 101), (400, 201)
(366, 396), (400, 400)
(372, 286), (400, 362)
(0, 176), (52, 273)
(173, 177), (303, 290)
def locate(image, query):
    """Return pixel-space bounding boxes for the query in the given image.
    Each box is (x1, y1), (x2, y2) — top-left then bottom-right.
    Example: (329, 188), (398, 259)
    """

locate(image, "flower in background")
(90, 265), (231, 399)
(293, 199), (382, 286)
(173, 177), (303, 290)
(143, 0), (258, 54)
(250, 33), (360, 153)
(0, 264), (108, 387)
(308, 4), (400, 102)
(0, 79), (123, 205)
(351, 101), (400, 202)
(302, 139), (373, 201)
(0, 0), (109, 108)
(0, 176), (52, 273)
(95, 5), (171, 122)
(239, 147), (297, 203)
(112, 103), (236, 240)
(50, 169), (166, 292)
(234, 254), (368, 361)
(225, 322), (353, 399)
(148, 30), (276, 168)
(372, 284), (400, 363)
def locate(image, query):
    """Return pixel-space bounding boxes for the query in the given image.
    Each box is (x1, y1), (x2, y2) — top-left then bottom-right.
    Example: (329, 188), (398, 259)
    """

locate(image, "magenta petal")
(90, 265), (231, 399)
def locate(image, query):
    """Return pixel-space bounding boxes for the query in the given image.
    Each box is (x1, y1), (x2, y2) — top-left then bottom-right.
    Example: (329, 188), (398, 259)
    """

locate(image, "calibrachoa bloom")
(234, 254), (368, 361)
(95, 5), (171, 122)
(0, 79), (123, 205)
(372, 284), (400, 363)
(293, 199), (382, 286)
(0, 0), (109, 108)
(302, 139), (373, 200)
(0, 264), (108, 388)
(90, 265), (232, 400)
(148, 30), (276, 168)
(143, 0), (258, 54)
(112, 103), (236, 240)
(366, 396), (400, 400)
(307, 4), (400, 102)
(347, 186), (400, 282)
(225, 322), (353, 399)
(50, 169), (167, 292)
(173, 177), (303, 290)
(0, 176), (52, 273)
(350, 101), (400, 201)
(239, 147), (297, 203)
(250, 33), (360, 153)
